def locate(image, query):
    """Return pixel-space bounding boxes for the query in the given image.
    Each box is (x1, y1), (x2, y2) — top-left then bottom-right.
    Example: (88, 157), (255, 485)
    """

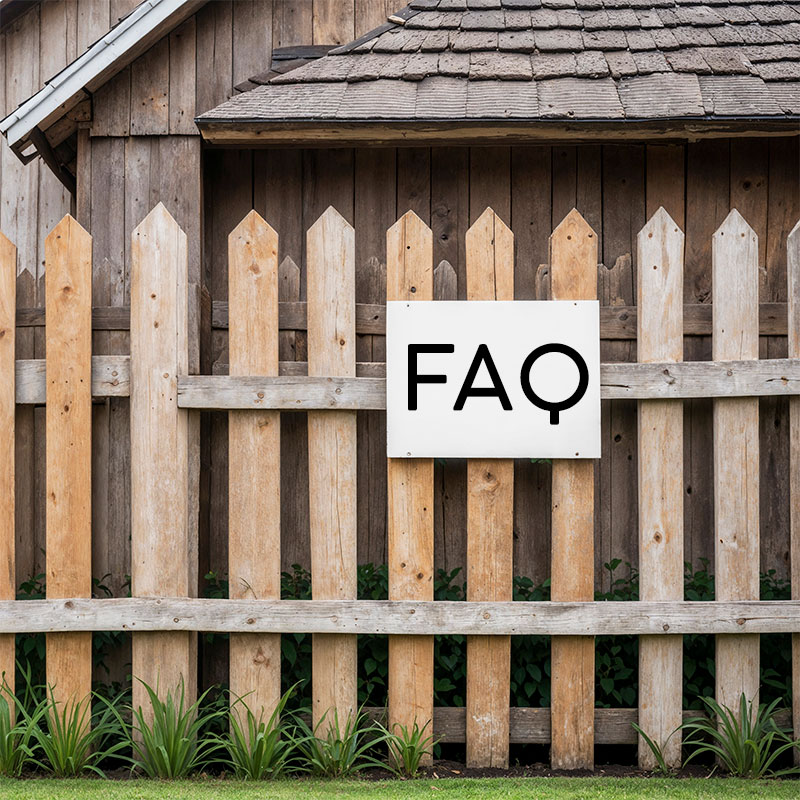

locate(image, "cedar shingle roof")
(198, 0), (800, 126)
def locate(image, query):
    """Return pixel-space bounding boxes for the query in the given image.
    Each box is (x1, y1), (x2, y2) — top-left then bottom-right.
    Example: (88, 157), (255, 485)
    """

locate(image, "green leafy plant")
(213, 685), (300, 780)
(126, 679), (225, 778)
(387, 719), (436, 777)
(24, 689), (125, 777)
(631, 722), (676, 777)
(291, 706), (392, 777)
(682, 693), (800, 778)
(0, 683), (38, 777)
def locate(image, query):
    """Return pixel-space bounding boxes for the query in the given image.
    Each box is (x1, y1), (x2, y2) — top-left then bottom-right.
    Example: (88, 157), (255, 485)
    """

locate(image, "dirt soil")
(363, 761), (715, 780)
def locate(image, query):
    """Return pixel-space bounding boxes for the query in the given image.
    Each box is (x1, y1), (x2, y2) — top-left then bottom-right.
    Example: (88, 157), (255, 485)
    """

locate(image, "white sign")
(386, 301), (601, 459)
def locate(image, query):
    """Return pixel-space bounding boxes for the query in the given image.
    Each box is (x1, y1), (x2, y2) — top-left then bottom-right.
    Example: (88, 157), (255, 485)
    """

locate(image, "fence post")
(45, 216), (93, 709)
(0, 233), (15, 694)
(307, 207), (357, 728)
(713, 209), (759, 716)
(637, 208), (684, 767)
(465, 208), (513, 768)
(228, 210), (281, 721)
(387, 211), (434, 759)
(550, 209), (597, 770)
(130, 203), (197, 714)
(787, 219), (800, 755)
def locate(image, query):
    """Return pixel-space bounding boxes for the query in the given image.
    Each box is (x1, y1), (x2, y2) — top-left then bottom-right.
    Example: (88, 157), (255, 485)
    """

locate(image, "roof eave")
(196, 116), (800, 147)
(0, 0), (205, 150)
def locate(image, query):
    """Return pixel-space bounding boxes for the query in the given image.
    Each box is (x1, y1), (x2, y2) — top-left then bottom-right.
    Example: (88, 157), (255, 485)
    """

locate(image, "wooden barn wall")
(203, 140), (800, 592)
(1, 0), (143, 589)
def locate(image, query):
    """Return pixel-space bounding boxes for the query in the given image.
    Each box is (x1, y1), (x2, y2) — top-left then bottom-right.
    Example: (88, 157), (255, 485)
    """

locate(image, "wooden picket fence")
(1, 202), (800, 771)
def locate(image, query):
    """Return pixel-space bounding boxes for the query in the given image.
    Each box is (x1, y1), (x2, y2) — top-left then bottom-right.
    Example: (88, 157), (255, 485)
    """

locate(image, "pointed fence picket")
(2, 203), (800, 769)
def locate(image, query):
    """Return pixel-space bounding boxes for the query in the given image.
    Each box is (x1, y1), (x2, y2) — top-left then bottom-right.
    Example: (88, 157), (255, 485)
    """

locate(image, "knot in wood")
(246, 618), (256, 625)
(662, 623), (669, 632)
(737, 617), (746, 626)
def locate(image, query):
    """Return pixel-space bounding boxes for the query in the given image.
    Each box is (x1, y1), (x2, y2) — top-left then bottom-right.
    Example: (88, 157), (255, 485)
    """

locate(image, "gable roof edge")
(0, 0), (205, 150)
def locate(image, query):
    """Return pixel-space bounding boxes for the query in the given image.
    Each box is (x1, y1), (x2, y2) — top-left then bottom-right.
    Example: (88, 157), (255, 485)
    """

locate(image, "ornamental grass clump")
(0, 684), (37, 777)
(387, 719), (436, 778)
(682, 693), (800, 778)
(291, 706), (392, 778)
(24, 689), (126, 777)
(126, 680), (225, 778)
(212, 685), (300, 780)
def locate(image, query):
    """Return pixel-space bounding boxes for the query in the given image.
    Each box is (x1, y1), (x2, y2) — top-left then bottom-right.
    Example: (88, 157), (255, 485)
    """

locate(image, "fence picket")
(307, 207), (357, 728)
(387, 211), (434, 759)
(713, 209), (760, 716)
(787, 219), (800, 752)
(0, 233), (15, 692)
(636, 208), (684, 768)
(228, 211), (281, 721)
(45, 216), (93, 708)
(130, 204), (197, 715)
(550, 209), (597, 770)
(465, 208), (514, 769)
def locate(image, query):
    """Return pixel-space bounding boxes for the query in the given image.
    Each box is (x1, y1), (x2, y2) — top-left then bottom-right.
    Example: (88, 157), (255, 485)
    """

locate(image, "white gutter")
(0, 0), (202, 148)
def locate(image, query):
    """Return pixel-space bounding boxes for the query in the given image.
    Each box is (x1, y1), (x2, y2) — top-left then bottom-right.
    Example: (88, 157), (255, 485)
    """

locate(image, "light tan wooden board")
(130, 204), (196, 714)
(465, 208), (514, 769)
(2, 598), (799, 635)
(550, 209), (597, 770)
(386, 211), (434, 758)
(307, 207), (358, 728)
(637, 208), (684, 768)
(0, 234), (15, 689)
(45, 215), (93, 707)
(788, 219), (800, 748)
(713, 209), (760, 715)
(228, 210), (281, 721)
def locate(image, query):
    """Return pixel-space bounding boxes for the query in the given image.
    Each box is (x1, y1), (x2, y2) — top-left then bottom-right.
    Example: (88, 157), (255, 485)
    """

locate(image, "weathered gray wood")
(179, 375), (385, 410)
(16, 355), (129, 404)
(14, 301), (790, 339)
(0, 598), (799, 635)
(429, 707), (791, 746)
(17, 357), (800, 407)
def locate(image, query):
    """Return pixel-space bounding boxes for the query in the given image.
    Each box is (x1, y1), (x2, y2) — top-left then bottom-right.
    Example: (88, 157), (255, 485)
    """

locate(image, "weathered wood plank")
(15, 355), (129, 404)
(788, 219), (800, 748)
(129, 38), (169, 136)
(637, 208), (684, 768)
(130, 204), (196, 717)
(0, 233), (15, 689)
(15, 301), (789, 339)
(169, 17), (197, 135)
(465, 208), (513, 769)
(713, 209), (760, 716)
(228, 211), (280, 721)
(387, 211), (434, 761)
(1, 598), (799, 636)
(313, 0), (354, 46)
(16, 356), (800, 407)
(307, 207), (357, 729)
(550, 208), (597, 770)
(45, 216), (92, 708)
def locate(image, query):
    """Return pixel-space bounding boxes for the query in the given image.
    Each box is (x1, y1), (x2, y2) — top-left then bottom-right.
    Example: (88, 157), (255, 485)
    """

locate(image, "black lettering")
(520, 343), (589, 425)
(408, 344), (454, 410)
(453, 344), (512, 411)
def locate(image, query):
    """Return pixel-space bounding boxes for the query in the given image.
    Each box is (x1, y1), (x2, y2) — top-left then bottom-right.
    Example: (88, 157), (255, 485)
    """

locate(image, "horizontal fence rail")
(2, 599), (800, 635)
(14, 357), (800, 406)
(13, 300), (792, 339)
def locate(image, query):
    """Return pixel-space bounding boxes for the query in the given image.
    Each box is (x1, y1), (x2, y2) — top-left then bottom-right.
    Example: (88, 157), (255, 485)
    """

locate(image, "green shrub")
(126, 680), (225, 778)
(682, 693), (800, 778)
(23, 689), (126, 777)
(387, 719), (436, 777)
(213, 686), (299, 779)
(291, 706), (392, 778)
(0, 684), (37, 777)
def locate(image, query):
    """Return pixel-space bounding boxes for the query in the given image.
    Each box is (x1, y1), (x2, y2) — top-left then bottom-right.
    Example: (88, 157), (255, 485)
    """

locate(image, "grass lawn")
(0, 778), (797, 800)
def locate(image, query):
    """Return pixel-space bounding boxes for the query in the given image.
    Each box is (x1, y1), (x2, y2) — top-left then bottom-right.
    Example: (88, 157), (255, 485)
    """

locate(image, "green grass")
(0, 777), (798, 800)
